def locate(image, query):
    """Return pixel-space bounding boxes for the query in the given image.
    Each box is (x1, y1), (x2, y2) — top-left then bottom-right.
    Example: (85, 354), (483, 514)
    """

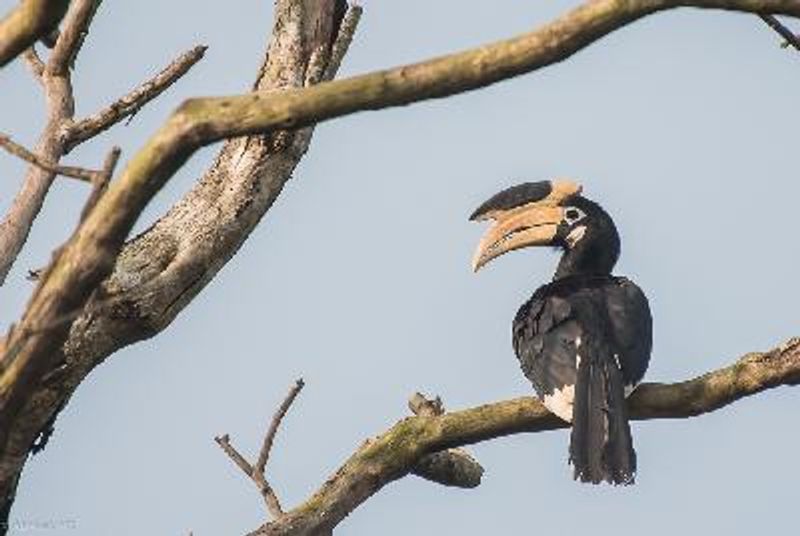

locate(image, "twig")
(80, 146), (121, 222)
(759, 14), (800, 50)
(214, 434), (254, 475)
(323, 5), (363, 81)
(252, 337), (800, 536)
(0, 0), (359, 523)
(66, 45), (208, 151)
(255, 378), (304, 474)
(0, 5), (201, 284)
(21, 47), (44, 81)
(252, 472), (283, 519)
(47, 0), (102, 75)
(214, 434), (283, 515)
(215, 380), (305, 519)
(0, 133), (97, 182)
(0, 0), (103, 285)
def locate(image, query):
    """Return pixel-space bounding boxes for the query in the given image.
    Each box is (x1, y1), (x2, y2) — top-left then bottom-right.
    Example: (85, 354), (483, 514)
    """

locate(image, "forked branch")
(250, 337), (800, 536)
(0, 2), (206, 285)
(0, 133), (105, 182)
(65, 44), (209, 151)
(1, 0), (798, 532)
(215, 379), (306, 519)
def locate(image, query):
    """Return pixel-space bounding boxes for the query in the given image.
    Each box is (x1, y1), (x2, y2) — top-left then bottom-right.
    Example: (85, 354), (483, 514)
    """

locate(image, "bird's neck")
(554, 237), (619, 280)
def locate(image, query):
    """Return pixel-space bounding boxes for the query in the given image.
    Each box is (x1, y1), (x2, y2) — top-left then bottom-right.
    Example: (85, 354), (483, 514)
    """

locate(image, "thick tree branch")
(0, 0), (359, 526)
(12, 0), (795, 300)
(0, 0), (70, 68)
(65, 45), (208, 151)
(408, 393), (484, 488)
(0, 0), (796, 529)
(251, 337), (800, 536)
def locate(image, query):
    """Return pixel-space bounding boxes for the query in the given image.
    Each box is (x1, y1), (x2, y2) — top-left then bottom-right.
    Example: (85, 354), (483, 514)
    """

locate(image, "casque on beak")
(470, 180), (582, 272)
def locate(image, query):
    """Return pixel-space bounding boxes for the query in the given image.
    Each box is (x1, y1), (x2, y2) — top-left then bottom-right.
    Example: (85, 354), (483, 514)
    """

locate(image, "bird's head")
(469, 179), (619, 276)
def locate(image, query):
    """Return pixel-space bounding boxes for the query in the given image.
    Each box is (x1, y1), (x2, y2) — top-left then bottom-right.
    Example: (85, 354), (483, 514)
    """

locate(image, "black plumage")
(471, 181), (652, 484)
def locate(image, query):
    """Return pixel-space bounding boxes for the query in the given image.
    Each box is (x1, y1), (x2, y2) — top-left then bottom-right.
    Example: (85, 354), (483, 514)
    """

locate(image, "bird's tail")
(569, 352), (636, 485)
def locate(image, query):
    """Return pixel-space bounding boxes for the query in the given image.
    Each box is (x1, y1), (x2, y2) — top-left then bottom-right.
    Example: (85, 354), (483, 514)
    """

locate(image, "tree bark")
(0, 0), (70, 68)
(0, 0), (798, 531)
(0, 0), (356, 526)
(251, 338), (800, 536)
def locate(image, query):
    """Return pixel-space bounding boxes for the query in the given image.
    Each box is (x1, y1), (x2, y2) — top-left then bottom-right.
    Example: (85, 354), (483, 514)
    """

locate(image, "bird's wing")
(513, 291), (583, 421)
(604, 277), (653, 389)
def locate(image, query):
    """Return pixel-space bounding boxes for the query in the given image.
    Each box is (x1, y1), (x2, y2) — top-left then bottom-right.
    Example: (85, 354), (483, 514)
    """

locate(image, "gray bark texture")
(0, 0), (352, 526)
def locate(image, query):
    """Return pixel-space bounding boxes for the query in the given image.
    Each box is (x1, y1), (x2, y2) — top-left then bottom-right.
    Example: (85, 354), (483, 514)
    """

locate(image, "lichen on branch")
(252, 337), (800, 536)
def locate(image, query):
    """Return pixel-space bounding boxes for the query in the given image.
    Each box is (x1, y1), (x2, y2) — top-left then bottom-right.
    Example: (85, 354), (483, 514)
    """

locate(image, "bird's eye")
(564, 207), (586, 224)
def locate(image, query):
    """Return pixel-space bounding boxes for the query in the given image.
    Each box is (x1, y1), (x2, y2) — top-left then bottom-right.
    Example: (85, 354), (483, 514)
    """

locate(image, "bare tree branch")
(216, 379), (306, 519)
(0, 2), (205, 285)
(20, 46), (44, 80)
(1, 0), (797, 529)
(0, 0), (70, 68)
(45, 0), (100, 76)
(18, 1), (796, 301)
(65, 45), (208, 151)
(214, 434), (285, 519)
(0, 1), (362, 523)
(250, 337), (800, 536)
(759, 13), (800, 49)
(215, 434), (254, 476)
(0, 0), (99, 286)
(256, 378), (304, 475)
(79, 146), (121, 222)
(408, 393), (484, 488)
(0, 133), (97, 181)
(323, 5), (363, 81)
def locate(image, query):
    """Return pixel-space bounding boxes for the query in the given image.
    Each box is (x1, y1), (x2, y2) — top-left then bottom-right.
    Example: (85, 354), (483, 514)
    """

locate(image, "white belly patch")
(543, 384), (575, 422)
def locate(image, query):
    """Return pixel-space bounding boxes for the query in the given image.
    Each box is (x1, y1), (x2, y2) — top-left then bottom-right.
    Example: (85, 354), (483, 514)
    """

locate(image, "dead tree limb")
(250, 337), (800, 536)
(408, 393), (484, 488)
(0, 1), (360, 526)
(215, 379), (305, 519)
(222, 386), (484, 522)
(255, 379), (305, 475)
(65, 45), (208, 151)
(5, 0), (794, 295)
(0, 0), (797, 530)
(0, 0), (70, 68)
(0, 133), (100, 182)
(0, 0), (98, 286)
(0, 2), (205, 285)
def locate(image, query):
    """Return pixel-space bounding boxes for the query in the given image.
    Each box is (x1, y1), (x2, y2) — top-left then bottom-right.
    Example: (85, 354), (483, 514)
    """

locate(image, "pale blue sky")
(1, 1), (799, 535)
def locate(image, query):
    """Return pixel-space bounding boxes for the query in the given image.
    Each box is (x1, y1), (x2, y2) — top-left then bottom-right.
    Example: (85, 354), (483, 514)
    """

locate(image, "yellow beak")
(472, 204), (564, 272)
(470, 179), (582, 272)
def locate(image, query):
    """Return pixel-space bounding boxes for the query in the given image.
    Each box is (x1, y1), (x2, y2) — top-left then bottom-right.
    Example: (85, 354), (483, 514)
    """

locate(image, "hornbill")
(470, 180), (652, 485)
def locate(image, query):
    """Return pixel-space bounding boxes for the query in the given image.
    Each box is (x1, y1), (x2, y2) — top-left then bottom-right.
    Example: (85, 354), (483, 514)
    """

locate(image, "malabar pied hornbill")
(470, 180), (652, 485)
